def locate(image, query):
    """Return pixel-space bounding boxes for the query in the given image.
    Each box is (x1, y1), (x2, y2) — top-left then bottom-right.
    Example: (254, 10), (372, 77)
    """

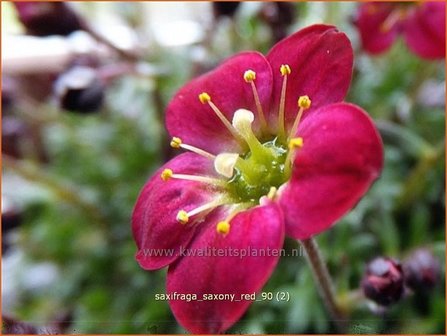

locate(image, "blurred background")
(2, 1), (445, 334)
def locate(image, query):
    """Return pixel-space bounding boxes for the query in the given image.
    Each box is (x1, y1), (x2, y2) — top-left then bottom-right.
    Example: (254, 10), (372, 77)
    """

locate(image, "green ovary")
(226, 137), (289, 204)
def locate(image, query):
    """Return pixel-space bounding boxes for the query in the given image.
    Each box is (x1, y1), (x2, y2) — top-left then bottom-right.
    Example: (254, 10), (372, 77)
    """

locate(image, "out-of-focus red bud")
(403, 248), (441, 292)
(362, 257), (404, 306)
(13, 2), (82, 37)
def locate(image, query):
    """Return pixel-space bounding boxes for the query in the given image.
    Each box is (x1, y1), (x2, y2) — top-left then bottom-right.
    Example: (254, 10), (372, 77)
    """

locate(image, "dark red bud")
(13, 2), (82, 37)
(403, 248), (441, 292)
(54, 66), (104, 114)
(362, 257), (404, 306)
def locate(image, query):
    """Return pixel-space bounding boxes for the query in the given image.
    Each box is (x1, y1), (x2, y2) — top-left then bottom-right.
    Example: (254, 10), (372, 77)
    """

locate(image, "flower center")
(220, 109), (293, 204)
(227, 136), (288, 203)
(163, 65), (311, 235)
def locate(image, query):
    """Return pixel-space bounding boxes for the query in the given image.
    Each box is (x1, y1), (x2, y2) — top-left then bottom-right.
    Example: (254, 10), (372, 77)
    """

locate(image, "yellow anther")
(298, 95), (311, 109)
(198, 92), (211, 104)
(161, 169), (173, 181)
(288, 137), (304, 150)
(170, 137), (182, 149)
(243, 70), (256, 82)
(280, 64), (291, 76)
(176, 210), (189, 224)
(216, 221), (230, 235)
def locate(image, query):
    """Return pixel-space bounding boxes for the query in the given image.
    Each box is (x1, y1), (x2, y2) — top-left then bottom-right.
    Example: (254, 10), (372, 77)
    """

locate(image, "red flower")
(354, 2), (445, 59)
(132, 24), (383, 333)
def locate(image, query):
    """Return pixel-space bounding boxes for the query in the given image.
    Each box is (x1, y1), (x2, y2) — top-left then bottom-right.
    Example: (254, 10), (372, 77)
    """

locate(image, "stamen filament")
(250, 81), (269, 134)
(188, 199), (225, 217)
(244, 70), (269, 134)
(199, 92), (246, 147)
(208, 101), (240, 139)
(278, 76), (288, 137)
(161, 168), (226, 187)
(177, 197), (229, 224)
(288, 107), (304, 140)
(181, 144), (215, 159)
(171, 137), (215, 160)
(288, 95), (311, 142)
(172, 173), (226, 187)
(278, 64), (291, 139)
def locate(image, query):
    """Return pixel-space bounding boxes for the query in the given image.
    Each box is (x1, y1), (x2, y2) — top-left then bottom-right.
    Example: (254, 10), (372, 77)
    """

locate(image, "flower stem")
(77, 16), (139, 62)
(300, 237), (348, 333)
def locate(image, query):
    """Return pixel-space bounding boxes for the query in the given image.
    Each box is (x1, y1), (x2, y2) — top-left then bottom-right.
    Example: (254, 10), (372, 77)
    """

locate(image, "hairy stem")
(300, 237), (348, 333)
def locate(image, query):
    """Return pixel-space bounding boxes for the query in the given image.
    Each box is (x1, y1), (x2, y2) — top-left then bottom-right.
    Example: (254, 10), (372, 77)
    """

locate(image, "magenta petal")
(166, 201), (284, 334)
(166, 52), (273, 154)
(132, 153), (219, 270)
(403, 2), (446, 60)
(266, 24), (353, 129)
(354, 3), (398, 55)
(280, 103), (383, 240)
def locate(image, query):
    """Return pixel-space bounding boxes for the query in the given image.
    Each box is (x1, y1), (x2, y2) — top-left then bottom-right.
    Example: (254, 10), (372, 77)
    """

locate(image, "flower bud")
(13, 2), (82, 37)
(54, 66), (104, 114)
(403, 249), (441, 292)
(361, 257), (404, 306)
